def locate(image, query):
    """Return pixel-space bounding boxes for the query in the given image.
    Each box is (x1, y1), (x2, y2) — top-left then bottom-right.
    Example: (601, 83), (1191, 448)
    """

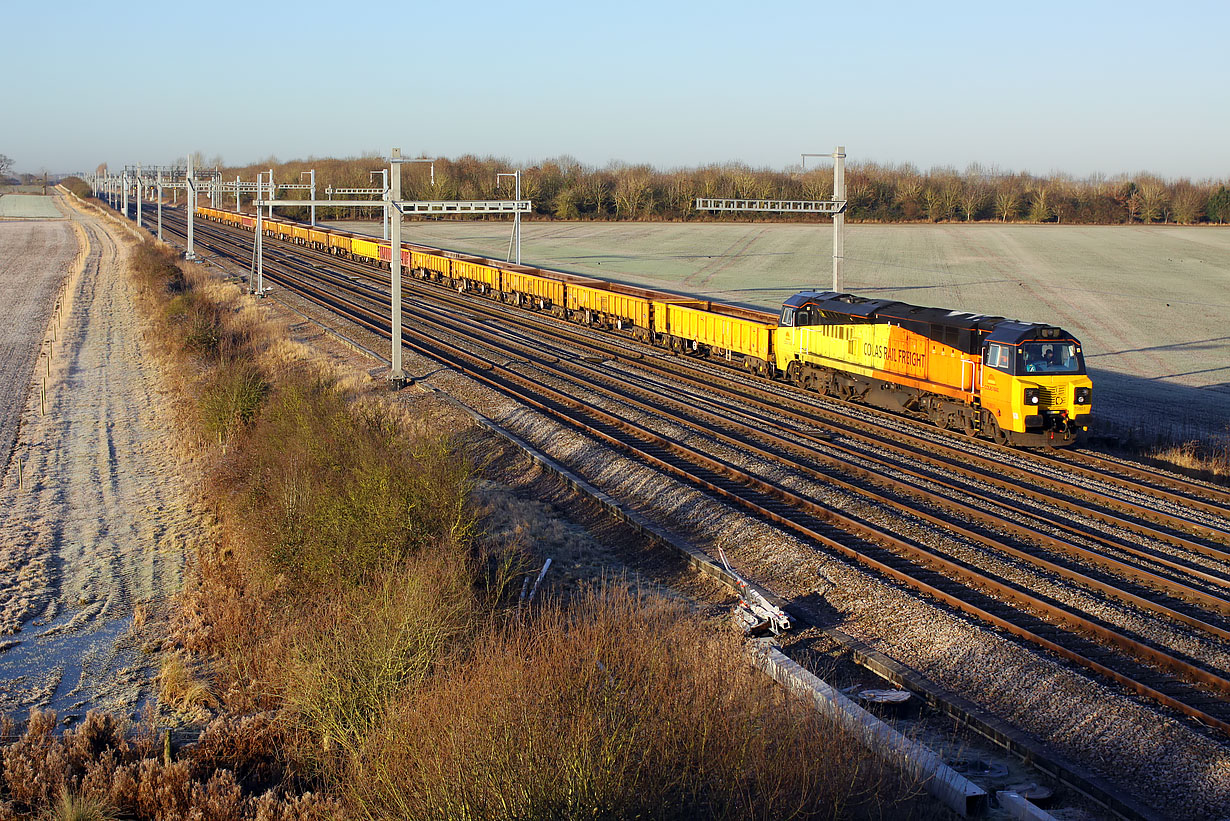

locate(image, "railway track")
(151, 205), (1230, 740)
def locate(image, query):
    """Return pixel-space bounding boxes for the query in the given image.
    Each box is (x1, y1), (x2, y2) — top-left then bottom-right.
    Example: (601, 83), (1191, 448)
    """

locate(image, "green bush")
(130, 242), (185, 294)
(281, 556), (476, 761)
(200, 359), (268, 441)
(226, 376), (473, 589)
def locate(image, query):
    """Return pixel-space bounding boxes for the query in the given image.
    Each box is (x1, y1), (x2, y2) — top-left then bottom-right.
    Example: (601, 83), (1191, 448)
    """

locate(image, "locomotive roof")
(984, 322), (1076, 346)
(786, 290), (1009, 333)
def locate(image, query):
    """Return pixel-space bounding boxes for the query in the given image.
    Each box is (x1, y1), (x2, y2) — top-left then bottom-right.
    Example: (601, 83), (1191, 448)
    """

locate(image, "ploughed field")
(329, 219), (1230, 445)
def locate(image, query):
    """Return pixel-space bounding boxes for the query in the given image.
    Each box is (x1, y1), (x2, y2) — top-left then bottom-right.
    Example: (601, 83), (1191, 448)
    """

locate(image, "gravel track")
(0, 200), (199, 722)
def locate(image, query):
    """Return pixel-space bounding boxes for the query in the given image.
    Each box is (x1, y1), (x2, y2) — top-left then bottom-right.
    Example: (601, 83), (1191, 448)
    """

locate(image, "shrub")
(199, 359), (268, 441)
(280, 555), (477, 763)
(346, 583), (925, 820)
(60, 176), (92, 200)
(222, 376), (473, 589)
(129, 242), (185, 294)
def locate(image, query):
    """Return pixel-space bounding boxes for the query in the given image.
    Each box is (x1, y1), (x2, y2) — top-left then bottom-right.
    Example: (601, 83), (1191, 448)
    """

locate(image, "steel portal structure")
(695, 146), (848, 291)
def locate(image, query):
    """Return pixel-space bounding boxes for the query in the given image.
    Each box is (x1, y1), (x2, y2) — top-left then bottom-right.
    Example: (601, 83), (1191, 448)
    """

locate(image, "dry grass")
(156, 653), (218, 715)
(47, 787), (118, 821)
(1150, 438), (1230, 479)
(346, 583), (932, 820)
(0, 709), (337, 819)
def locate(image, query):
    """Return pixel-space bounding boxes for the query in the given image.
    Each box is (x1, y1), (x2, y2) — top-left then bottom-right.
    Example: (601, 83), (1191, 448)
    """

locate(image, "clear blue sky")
(5, 0), (1228, 180)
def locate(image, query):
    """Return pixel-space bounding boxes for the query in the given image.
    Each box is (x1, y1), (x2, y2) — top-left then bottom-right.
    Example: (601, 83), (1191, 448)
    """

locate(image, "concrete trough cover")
(996, 790), (1060, 821)
(754, 645), (987, 816)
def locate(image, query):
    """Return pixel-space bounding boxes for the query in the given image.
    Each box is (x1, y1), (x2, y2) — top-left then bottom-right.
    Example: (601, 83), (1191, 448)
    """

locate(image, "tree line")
(200, 153), (1230, 225)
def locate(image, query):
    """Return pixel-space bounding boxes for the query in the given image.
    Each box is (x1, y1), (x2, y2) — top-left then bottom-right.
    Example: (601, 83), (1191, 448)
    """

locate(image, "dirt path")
(0, 199), (199, 723)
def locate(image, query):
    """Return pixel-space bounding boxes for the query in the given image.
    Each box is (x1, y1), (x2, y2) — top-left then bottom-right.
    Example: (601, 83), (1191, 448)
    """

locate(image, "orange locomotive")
(774, 291), (1092, 446)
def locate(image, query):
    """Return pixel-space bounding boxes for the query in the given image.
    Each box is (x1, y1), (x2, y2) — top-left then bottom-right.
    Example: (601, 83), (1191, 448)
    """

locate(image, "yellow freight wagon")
(309, 228), (330, 249)
(656, 300), (774, 369)
(503, 267), (565, 310)
(351, 237), (381, 263)
(411, 250), (450, 279)
(453, 258), (501, 293)
(328, 232), (351, 256)
(567, 282), (652, 336)
(292, 224), (310, 244)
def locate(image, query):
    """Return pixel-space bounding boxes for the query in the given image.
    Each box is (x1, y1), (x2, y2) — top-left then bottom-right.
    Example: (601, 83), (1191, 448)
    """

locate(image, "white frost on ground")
(0, 215), (72, 470)
(0, 194), (65, 219)
(0, 200), (196, 722)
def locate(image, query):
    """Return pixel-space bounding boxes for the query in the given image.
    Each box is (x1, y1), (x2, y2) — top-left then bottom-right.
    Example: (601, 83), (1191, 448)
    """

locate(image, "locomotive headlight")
(1024, 388), (1040, 406)
(1074, 387), (1091, 405)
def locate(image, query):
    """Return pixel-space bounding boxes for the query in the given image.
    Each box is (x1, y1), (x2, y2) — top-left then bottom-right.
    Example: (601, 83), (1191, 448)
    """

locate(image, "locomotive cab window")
(984, 342), (1012, 372)
(780, 307), (796, 327)
(1021, 341), (1084, 375)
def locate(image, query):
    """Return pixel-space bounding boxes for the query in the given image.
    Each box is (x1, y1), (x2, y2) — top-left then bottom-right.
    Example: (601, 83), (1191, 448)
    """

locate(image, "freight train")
(196, 205), (1092, 446)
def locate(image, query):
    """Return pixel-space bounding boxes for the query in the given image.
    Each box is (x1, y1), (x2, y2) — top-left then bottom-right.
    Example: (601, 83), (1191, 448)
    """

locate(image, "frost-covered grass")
(332, 219), (1230, 447)
(0, 194), (63, 218)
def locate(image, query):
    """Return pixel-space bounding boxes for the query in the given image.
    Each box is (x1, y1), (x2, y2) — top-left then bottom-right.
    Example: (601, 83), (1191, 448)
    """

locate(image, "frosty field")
(0, 194), (64, 219)
(328, 219), (1230, 444)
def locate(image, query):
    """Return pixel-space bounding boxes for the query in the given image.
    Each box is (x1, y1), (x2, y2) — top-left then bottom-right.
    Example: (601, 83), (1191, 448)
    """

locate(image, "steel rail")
(164, 205), (1230, 555)
(155, 210), (1230, 736)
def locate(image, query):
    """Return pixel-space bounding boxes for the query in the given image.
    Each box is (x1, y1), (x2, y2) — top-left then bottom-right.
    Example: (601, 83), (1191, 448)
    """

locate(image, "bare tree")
(1027, 189), (1051, 223)
(959, 183), (988, 221)
(922, 187), (947, 221)
(664, 172), (695, 215)
(994, 189), (1020, 222)
(0, 154), (12, 179)
(614, 171), (651, 218)
(553, 187), (581, 219)
(580, 176), (609, 216)
(895, 177), (923, 220)
(799, 169), (833, 202)
(1137, 181), (1168, 223)
(1170, 183), (1205, 224)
